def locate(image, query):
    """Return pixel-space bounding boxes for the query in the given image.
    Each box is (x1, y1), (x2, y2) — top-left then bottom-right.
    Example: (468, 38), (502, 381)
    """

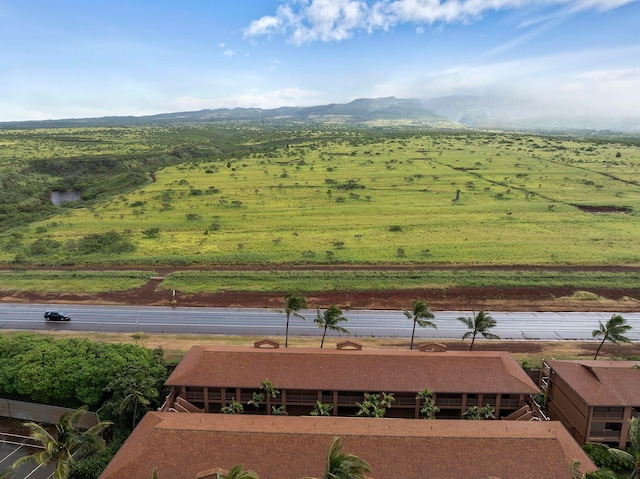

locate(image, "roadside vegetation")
(1, 268), (638, 300)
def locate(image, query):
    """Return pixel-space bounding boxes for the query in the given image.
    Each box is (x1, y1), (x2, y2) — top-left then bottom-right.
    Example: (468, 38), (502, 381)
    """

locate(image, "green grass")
(0, 270), (155, 293)
(2, 129), (640, 267)
(160, 269), (640, 294)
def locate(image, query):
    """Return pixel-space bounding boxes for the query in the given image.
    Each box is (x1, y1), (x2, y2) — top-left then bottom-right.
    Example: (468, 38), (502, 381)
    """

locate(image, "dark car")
(44, 310), (71, 321)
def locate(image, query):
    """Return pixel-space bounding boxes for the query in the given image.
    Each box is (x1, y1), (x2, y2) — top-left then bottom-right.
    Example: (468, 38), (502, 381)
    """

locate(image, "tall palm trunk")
(594, 337), (606, 360)
(469, 333), (476, 351)
(320, 326), (328, 348)
(285, 312), (291, 348)
(410, 320), (417, 350)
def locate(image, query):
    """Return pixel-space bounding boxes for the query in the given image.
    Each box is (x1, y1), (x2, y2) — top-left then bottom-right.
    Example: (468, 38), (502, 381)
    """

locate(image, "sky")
(1, 0), (639, 122)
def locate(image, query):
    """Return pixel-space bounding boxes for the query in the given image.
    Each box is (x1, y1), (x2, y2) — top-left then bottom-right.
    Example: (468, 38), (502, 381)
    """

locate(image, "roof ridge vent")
(580, 363), (601, 382)
(336, 340), (362, 350)
(254, 339), (280, 349)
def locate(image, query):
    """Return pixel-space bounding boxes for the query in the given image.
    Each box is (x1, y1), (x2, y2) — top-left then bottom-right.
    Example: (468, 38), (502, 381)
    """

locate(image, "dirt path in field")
(2, 265), (639, 312)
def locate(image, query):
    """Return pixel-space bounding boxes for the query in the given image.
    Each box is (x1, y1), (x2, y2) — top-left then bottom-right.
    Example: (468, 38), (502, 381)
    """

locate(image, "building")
(540, 359), (640, 448)
(99, 413), (596, 479)
(160, 342), (540, 419)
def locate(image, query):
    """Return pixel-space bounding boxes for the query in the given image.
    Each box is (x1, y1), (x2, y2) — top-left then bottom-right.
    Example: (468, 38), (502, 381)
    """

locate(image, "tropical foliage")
(310, 400), (333, 416)
(403, 299), (436, 349)
(0, 334), (167, 409)
(12, 407), (112, 479)
(592, 314), (633, 360)
(284, 294), (308, 348)
(221, 398), (244, 414)
(314, 306), (350, 348)
(457, 311), (500, 350)
(355, 392), (395, 418)
(417, 388), (439, 419)
(304, 436), (372, 479)
(463, 404), (496, 420)
(213, 465), (260, 479)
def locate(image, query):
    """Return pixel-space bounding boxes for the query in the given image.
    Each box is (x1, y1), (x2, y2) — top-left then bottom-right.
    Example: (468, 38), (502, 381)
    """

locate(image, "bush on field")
(76, 231), (135, 254)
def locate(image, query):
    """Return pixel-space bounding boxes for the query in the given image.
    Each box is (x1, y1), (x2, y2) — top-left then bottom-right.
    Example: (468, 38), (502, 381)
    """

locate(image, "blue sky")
(1, 0), (639, 121)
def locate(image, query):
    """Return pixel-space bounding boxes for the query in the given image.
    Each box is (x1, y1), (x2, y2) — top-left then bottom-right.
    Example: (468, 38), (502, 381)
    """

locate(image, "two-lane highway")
(1, 303), (639, 341)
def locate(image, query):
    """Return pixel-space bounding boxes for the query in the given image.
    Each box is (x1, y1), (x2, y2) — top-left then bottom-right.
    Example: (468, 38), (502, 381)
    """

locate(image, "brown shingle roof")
(100, 413), (595, 479)
(547, 360), (640, 406)
(166, 346), (539, 394)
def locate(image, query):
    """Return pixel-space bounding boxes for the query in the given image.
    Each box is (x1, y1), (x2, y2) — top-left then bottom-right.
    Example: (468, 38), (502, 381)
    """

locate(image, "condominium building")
(540, 359), (640, 448)
(161, 342), (540, 419)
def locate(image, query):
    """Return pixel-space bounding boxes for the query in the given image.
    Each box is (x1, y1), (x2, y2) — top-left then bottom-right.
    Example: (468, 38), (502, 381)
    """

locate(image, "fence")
(0, 398), (98, 428)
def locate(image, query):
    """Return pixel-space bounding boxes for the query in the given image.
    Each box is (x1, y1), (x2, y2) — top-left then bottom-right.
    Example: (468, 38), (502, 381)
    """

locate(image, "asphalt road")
(1, 303), (639, 341)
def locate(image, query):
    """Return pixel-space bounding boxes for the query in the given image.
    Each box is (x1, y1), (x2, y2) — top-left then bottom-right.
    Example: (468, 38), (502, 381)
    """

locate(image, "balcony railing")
(592, 412), (624, 421)
(501, 398), (522, 408)
(436, 398), (462, 407)
(589, 430), (622, 442)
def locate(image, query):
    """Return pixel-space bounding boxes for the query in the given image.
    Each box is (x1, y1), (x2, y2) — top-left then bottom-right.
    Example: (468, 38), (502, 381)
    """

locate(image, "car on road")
(44, 310), (71, 321)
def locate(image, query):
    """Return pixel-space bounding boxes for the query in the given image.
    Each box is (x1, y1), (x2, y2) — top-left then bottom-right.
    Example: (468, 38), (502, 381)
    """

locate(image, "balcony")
(592, 412), (624, 421)
(589, 430), (622, 442)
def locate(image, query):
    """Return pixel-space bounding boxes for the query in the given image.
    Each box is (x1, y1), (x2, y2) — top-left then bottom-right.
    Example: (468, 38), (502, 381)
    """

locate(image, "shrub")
(77, 231), (135, 254)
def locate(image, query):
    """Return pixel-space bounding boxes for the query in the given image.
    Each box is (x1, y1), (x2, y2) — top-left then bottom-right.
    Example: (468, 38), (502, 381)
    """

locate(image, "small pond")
(50, 191), (81, 205)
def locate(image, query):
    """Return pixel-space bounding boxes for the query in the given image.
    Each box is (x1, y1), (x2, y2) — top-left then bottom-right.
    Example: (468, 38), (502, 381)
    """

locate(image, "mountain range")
(2, 96), (639, 133)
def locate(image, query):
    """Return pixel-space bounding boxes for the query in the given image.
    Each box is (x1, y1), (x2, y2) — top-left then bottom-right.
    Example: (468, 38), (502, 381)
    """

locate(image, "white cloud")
(244, 0), (639, 44)
(222, 49), (236, 57)
(166, 88), (322, 111)
(374, 45), (640, 117)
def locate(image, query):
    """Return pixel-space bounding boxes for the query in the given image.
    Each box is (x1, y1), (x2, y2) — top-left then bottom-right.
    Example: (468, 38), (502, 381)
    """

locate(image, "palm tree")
(117, 370), (159, 430)
(0, 469), (15, 479)
(214, 465), (259, 479)
(304, 436), (371, 479)
(458, 310), (500, 351)
(314, 306), (349, 349)
(403, 299), (436, 349)
(578, 417), (640, 479)
(284, 294), (307, 348)
(323, 436), (371, 479)
(570, 461), (618, 479)
(12, 406), (112, 479)
(592, 314), (632, 360)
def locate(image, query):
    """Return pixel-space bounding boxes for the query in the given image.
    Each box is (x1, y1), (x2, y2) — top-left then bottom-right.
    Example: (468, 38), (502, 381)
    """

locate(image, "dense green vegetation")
(1, 125), (639, 267)
(0, 332), (169, 479)
(0, 333), (167, 409)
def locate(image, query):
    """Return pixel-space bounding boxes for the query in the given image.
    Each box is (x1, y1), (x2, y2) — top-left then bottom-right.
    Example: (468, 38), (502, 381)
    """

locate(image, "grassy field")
(160, 269), (640, 293)
(0, 270), (154, 293)
(3, 129), (639, 267)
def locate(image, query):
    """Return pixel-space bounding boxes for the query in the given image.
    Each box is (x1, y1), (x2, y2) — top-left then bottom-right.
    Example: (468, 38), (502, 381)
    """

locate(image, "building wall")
(545, 375), (590, 444)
